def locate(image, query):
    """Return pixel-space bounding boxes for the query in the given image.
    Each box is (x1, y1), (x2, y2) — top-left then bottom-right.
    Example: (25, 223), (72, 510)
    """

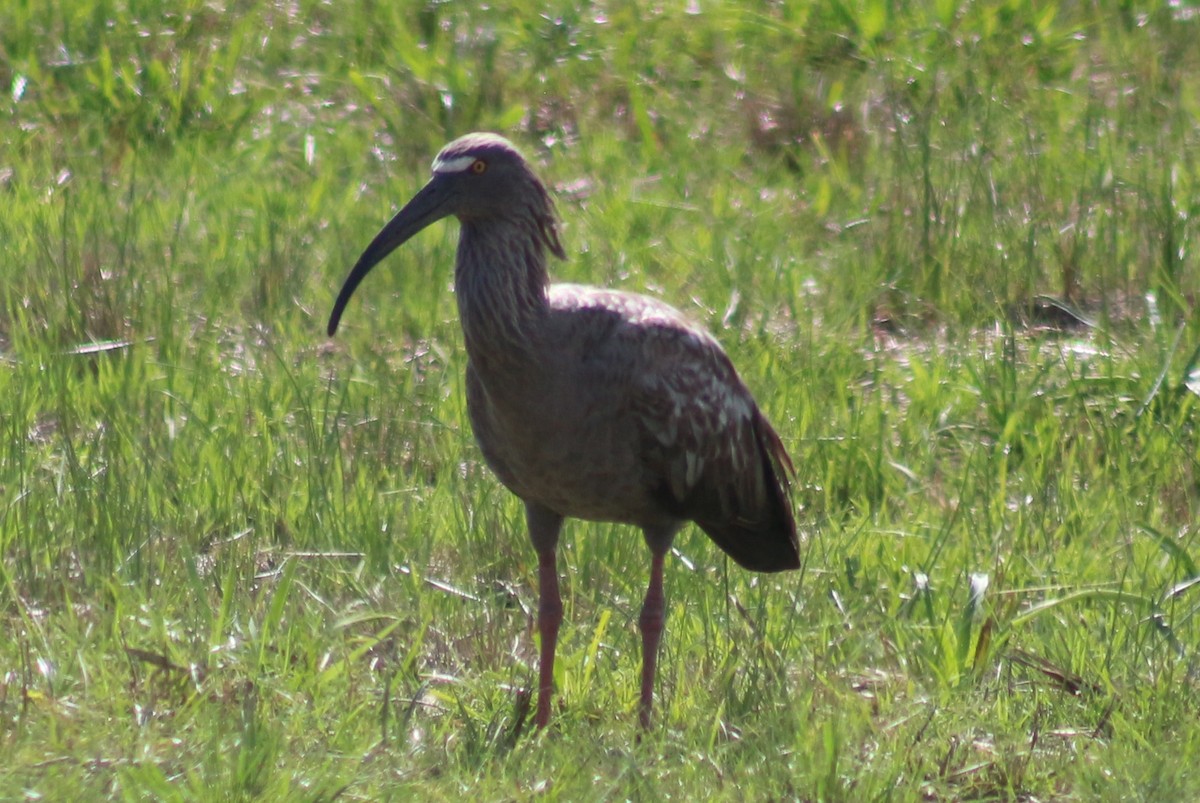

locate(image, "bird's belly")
(467, 384), (659, 524)
(479, 422), (653, 523)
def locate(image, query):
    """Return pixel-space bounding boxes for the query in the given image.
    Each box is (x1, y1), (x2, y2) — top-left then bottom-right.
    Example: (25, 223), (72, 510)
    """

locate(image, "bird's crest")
(432, 132), (523, 174)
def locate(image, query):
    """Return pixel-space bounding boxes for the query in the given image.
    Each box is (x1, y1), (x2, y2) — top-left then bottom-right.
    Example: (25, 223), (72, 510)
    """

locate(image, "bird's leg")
(534, 549), (562, 729)
(638, 530), (674, 729)
(526, 504), (564, 729)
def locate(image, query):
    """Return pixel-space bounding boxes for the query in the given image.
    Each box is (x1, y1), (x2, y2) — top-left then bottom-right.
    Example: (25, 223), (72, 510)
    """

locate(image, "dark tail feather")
(697, 414), (800, 573)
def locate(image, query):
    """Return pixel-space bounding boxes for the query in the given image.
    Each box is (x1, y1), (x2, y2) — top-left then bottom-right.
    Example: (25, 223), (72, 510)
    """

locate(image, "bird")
(327, 132), (800, 730)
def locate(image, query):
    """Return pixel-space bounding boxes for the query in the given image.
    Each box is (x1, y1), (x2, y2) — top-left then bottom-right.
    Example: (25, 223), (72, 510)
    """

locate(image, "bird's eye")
(471, 159), (488, 174)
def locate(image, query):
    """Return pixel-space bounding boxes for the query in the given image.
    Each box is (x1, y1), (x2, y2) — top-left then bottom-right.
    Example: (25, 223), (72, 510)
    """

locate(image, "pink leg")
(638, 548), (667, 729)
(534, 548), (562, 729)
(526, 504), (563, 729)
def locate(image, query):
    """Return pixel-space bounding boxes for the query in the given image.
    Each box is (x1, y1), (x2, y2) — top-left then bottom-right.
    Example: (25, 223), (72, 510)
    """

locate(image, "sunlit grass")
(3, 1), (1200, 799)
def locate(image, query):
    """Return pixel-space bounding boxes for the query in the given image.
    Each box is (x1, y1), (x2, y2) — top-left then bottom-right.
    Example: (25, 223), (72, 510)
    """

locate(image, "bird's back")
(464, 283), (800, 573)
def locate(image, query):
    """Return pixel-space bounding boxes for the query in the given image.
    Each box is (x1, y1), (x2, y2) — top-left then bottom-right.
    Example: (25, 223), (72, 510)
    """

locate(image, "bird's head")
(327, 133), (564, 336)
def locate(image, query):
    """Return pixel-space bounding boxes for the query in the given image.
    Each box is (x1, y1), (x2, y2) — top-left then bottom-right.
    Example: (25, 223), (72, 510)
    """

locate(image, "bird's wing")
(547, 285), (797, 570)
(619, 310), (794, 534)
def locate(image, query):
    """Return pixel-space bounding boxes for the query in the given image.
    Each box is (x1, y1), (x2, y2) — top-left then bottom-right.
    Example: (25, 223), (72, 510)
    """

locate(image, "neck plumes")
(454, 219), (551, 366)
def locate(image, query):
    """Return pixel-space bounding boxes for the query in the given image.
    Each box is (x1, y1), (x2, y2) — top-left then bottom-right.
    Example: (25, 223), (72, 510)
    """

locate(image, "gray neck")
(454, 220), (550, 369)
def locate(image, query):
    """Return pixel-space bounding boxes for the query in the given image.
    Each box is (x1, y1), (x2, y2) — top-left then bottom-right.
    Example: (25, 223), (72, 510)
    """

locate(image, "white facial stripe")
(432, 155), (477, 174)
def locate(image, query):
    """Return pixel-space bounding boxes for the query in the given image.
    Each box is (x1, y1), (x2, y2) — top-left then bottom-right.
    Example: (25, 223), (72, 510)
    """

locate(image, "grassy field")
(3, 1), (1200, 799)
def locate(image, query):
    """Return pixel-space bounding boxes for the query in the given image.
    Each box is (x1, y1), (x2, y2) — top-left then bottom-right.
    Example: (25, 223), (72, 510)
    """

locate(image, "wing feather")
(547, 284), (799, 571)
(621, 307), (800, 571)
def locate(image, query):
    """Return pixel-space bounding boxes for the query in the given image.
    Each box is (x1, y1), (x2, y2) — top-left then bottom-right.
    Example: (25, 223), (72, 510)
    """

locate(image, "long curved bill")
(327, 177), (453, 336)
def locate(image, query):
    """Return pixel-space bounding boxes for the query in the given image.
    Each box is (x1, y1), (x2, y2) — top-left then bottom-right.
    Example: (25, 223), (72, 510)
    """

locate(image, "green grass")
(3, 0), (1200, 799)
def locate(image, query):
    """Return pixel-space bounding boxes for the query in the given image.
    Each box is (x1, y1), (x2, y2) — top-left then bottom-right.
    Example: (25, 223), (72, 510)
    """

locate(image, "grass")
(2, 0), (1200, 798)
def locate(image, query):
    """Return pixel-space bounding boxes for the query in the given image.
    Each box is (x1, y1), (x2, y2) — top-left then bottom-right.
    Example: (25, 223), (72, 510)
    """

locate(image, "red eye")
(471, 159), (487, 174)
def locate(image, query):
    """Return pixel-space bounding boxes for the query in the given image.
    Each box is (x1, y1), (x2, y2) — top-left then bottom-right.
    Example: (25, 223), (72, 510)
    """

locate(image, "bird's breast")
(463, 358), (666, 526)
